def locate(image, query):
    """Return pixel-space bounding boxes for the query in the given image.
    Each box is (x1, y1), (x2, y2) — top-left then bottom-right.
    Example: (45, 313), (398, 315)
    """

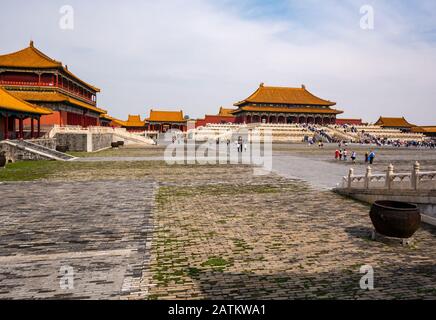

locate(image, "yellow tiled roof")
(232, 105), (343, 115)
(62, 67), (100, 93)
(100, 113), (114, 121)
(0, 42), (100, 92)
(235, 84), (336, 107)
(0, 41), (62, 69)
(0, 87), (52, 115)
(411, 126), (436, 133)
(147, 110), (186, 123)
(218, 107), (237, 117)
(9, 90), (106, 114)
(375, 117), (415, 128)
(123, 114), (146, 127)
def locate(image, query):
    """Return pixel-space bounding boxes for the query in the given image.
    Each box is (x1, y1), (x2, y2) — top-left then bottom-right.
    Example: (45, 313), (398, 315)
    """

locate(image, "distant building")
(146, 110), (187, 132)
(0, 41), (106, 130)
(99, 113), (116, 127)
(336, 118), (363, 126)
(375, 117), (415, 131)
(119, 115), (147, 132)
(232, 83), (343, 125)
(410, 126), (436, 138)
(196, 107), (237, 127)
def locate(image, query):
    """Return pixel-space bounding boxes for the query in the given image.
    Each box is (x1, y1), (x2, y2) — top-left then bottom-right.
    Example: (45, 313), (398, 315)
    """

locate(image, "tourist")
(343, 149), (348, 161)
(238, 136), (243, 153)
(335, 149), (340, 160)
(368, 151), (375, 164)
(365, 152), (369, 163)
(339, 149), (343, 160)
(351, 151), (357, 163)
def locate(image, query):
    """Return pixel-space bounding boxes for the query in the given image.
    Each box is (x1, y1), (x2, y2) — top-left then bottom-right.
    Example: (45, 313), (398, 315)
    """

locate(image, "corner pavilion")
(232, 83), (343, 125)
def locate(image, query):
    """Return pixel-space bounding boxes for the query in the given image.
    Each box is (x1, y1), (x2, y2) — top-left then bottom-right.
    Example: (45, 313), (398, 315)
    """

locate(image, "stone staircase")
(1, 140), (76, 161)
(324, 126), (359, 142)
(112, 130), (156, 145)
(46, 125), (156, 146)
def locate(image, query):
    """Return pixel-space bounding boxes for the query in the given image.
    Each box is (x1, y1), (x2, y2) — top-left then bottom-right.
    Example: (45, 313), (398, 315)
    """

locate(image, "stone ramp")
(17, 140), (76, 161)
(0, 140), (77, 161)
(112, 129), (155, 146)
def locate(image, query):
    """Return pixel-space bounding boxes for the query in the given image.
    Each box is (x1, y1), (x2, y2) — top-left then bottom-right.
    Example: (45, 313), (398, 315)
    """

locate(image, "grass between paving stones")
(0, 160), (234, 182)
(150, 181), (299, 298)
(0, 161), (63, 181)
(0, 160), (165, 181)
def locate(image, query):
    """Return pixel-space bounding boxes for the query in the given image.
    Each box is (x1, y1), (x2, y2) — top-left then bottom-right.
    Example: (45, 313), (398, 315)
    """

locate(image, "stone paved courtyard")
(0, 145), (435, 299)
(0, 180), (155, 299)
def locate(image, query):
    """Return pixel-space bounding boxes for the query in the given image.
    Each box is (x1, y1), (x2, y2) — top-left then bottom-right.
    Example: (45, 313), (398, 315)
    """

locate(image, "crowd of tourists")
(335, 147), (376, 164)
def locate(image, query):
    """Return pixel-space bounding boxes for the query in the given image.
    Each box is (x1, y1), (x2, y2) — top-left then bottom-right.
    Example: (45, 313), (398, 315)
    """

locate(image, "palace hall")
(0, 41), (106, 131)
(232, 83), (343, 125)
(146, 110), (187, 133)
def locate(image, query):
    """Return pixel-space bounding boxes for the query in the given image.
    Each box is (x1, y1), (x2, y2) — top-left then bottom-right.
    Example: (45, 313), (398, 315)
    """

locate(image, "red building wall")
(196, 115), (237, 127)
(23, 110), (98, 129)
(335, 118), (363, 126)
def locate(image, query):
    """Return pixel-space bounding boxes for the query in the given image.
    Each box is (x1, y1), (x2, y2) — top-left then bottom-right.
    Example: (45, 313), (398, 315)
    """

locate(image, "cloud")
(1, 0), (435, 124)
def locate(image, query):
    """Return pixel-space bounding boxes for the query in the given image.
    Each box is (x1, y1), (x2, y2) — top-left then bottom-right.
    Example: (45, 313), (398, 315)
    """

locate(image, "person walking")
(351, 151), (357, 163)
(365, 152), (369, 163)
(343, 149), (348, 161)
(368, 151), (375, 164)
(339, 149), (343, 161)
(238, 136), (243, 153)
(335, 149), (340, 160)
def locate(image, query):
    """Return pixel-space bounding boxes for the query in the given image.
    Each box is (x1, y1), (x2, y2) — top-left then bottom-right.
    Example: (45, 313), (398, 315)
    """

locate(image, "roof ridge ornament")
(259, 82), (264, 87)
(302, 84), (306, 89)
(30, 40), (34, 47)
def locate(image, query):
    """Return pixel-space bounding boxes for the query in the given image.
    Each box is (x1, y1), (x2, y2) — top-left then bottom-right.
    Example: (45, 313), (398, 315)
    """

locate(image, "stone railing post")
(347, 168), (354, 189)
(411, 161), (420, 190)
(365, 166), (372, 189)
(386, 163), (394, 190)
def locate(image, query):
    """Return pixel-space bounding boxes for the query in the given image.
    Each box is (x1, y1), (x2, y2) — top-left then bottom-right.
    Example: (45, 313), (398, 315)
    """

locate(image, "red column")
(4, 114), (8, 140)
(19, 118), (24, 139)
(37, 117), (41, 138)
(31, 117), (35, 138)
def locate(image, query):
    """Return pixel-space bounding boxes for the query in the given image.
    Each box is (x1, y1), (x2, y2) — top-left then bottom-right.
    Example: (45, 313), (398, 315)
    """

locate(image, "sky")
(1, 0), (436, 124)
